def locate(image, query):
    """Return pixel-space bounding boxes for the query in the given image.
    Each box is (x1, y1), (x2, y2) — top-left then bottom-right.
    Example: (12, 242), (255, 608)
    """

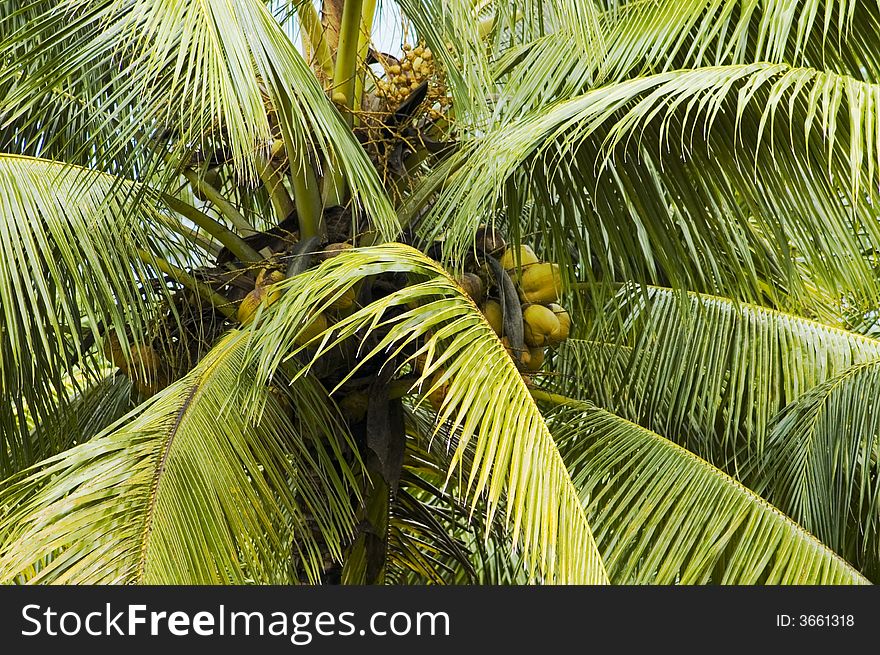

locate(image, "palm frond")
(24, 372), (135, 465)
(546, 398), (869, 584)
(415, 63), (880, 311)
(553, 286), (880, 468)
(753, 360), (880, 579)
(599, 0), (880, 83)
(0, 0), (398, 236)
(0, 154), (178, 476)
(246, 243), (608, 584)
(0, 330), (361, 584)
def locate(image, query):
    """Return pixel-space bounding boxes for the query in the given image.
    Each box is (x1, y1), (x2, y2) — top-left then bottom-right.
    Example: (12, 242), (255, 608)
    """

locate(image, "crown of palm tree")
(2, 0), (879, 585)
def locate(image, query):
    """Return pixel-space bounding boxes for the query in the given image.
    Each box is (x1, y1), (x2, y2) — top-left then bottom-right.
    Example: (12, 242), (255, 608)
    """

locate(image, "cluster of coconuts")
(424, 231), (572, 411)
(482, 245), (571, 373)
(236, 246), (357, 345)
(102, 333), (166, 397)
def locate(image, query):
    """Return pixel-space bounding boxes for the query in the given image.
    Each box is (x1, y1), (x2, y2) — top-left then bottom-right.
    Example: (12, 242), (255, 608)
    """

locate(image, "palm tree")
(2, 0), (879, 585)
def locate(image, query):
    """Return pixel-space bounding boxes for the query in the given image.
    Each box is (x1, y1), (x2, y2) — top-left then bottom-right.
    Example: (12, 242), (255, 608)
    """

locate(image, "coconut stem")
(297, 0), (335, 82)
(333, 0), (365, 121)
(135, 249), (238, 321)
(352, 0), (377, 125)
(162, 194), (262, 263)
(291, 156), (325, 240)
(255, 153), (297, 225)
(183, 169), (257, 236)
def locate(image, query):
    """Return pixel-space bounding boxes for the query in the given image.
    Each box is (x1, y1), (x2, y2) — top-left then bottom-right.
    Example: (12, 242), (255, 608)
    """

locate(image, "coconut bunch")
(421, 228), (572, 407)
(481, 243), (571, 376)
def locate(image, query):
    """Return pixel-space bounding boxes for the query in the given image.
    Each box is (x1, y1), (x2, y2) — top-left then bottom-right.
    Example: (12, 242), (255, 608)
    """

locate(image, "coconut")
(518, 263), (562, 304)
(265, 270), (286, 285)
(499, 245), (539, 274)
(481, 300), (504, 336)
(522, 303), (561, 347)
(102, 332), (129, 371)
(237, 286), (267, 325)
(475, 225), (507, 257)
(129, 343), (163, 397)
(500, 336), (528, 366)
(524, 347), (545, 372)
(318, 242), (354, 261)
(547, 303), (571, 344)
(456, 273), (484, 303)
(294, 312), (328, 346)
(329, 286), (357, 311)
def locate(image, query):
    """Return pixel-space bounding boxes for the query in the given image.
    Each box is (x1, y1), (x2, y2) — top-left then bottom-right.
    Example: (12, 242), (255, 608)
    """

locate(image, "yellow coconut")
(524, 347), (545, 372)
(499, 245), (539, 274)
(518, 263), (562, 304)
(329, 286), (357, 311)
(481, 300), (504, 336)
(522, 303), (561, 348)
(265, 270), (286, 285)
(500, 336), (528, 366)
(295, 312), (328, 346)
(237, 286), (267, 325)
(547, 303), (571, 344)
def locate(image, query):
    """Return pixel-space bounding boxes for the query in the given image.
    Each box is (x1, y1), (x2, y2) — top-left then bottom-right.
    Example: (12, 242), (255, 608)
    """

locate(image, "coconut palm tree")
(2, 0), (880, 585)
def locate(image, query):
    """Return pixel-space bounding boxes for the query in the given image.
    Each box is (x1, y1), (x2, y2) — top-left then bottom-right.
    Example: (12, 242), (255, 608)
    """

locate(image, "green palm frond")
(753, 360), (880, 579)
(245, 243), (608, 584)
(0, 330), (361, 584)
(0, 154), (181, 475)
(415, 63), (880, 311)
(0, 0), (398, 236)
(398, 0), (603, 127)
(554, 286), (880, 467)
(600, 0), (880, 82)
(544, 397), (869, 584)
(24, 372), (135, 465)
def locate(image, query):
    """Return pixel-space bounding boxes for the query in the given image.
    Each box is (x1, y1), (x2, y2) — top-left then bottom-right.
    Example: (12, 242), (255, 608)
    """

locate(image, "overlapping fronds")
(554, 286), (880, 468)
(246, 243), (608, 584)
(547, 399), (869, 584)
(398, 0), (603, 128)
(0, 0), (398, 236)
(753, 360), (880, 579)
(23, 372), (135, 466)
(0, 331), (361, 584)
(416, 63), (880, 312)
(599, 0), (880, 82)
(0, 155), (173, 475)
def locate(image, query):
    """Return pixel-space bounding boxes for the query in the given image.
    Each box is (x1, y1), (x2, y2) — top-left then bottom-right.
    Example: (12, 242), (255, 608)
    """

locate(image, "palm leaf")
(0, 330), (360, 584)
(545, 398), (869, 584)
(0, 0), (398, 236)
(0, 154), (178, 476)
(554, 286), (880, 467)
(414, 63), (880, 313)
(246, 243), (608, 584)
(753, 360), (880, 579)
